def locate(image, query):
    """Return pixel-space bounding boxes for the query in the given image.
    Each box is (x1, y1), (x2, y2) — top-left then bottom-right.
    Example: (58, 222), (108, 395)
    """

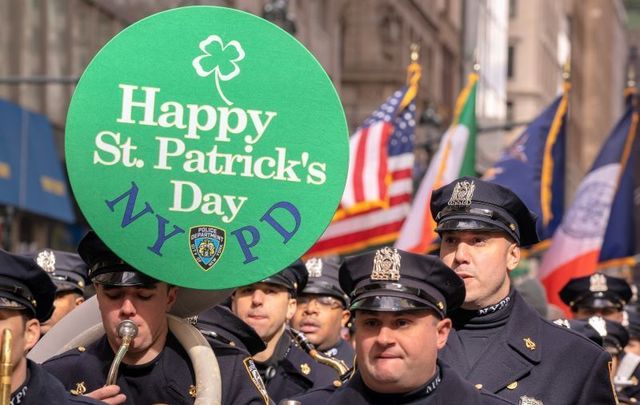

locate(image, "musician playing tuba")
(0, 248), (99, 404)
(42, 231), (271, 405)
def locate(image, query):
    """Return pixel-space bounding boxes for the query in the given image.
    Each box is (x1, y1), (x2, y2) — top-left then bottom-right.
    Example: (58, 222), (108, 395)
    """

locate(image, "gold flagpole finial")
(399, 43), (422, 111)
(472, 49), (480, 73)
(410, 43), (420, 63)
(627, 64), (636, 89)
(562, 58), (571, 82)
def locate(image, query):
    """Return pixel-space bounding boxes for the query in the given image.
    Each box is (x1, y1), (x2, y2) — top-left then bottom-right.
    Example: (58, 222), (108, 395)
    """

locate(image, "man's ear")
(506, 243), (521, 272)
(286, 296), (297, 321)
(341, 310), (351, 327)
(23, 318), (41, 352)
(75, 296), (85, 307)
(435, 318), (452, 350)
(165, 285), (178, 311)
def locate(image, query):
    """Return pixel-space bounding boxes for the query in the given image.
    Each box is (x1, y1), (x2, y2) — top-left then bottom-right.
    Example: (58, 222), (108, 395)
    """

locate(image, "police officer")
(43, 231), (270, 405)
(617, 311), (640, 402)
(291, 257), (354, 367)
(195, 305), (272, 404)
(432, 176), (617, 404)
(559, 272), (632, 323)
(196, 304), (267, 357)
(292, 247), (512, 404)
(0, 248), (100, 404)
(231, 260), (336, 403)
(29, 249), (88, 335)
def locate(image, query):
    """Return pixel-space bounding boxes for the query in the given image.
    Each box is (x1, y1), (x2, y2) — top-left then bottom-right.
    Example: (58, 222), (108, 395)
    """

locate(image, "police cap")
(302, 258), (349, 306)
(0, 248), (56, 322)
(78, 231), (158, 287)
(559, 273), (632, 311)
(339, 247), (465, 318)
(259, 259), (308, 297)
(626, 310), (640, 339)
(29, 249), (88, 295)
(554, 318), (604, 346)
(430, 176), (539, 246)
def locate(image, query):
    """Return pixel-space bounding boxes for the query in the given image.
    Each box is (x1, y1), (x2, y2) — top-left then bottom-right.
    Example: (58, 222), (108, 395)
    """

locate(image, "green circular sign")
(66, 6), (348, 289)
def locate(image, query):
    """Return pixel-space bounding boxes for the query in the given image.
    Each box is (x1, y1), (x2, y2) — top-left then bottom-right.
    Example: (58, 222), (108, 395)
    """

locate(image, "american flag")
(307, 88), (415, 256)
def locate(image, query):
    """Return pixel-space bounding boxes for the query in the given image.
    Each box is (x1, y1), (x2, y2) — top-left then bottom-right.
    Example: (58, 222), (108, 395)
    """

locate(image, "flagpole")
(399, 43), (422, 111)
(539, 60), (571, 232)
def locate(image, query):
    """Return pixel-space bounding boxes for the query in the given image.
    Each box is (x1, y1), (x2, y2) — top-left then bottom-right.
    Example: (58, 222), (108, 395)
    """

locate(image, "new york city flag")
(483, 86), (568, 245)
(540, 96), (639, 315)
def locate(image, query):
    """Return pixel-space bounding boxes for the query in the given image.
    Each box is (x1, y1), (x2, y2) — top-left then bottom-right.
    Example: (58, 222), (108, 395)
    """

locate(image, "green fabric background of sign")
(65, 6), (348, 289)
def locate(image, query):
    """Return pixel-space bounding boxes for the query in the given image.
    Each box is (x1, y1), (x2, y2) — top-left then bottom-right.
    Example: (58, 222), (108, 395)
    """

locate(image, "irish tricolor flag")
(394, 72), (477, 253)
(540, 98), (639, 316)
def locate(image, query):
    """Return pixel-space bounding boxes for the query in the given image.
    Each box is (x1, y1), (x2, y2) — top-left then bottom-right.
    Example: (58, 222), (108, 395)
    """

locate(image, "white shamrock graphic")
(192, 35), (245, 106)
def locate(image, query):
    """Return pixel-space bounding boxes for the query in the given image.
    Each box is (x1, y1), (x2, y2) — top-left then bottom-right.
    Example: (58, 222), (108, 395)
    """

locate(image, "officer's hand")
(85, 385), (127, 404)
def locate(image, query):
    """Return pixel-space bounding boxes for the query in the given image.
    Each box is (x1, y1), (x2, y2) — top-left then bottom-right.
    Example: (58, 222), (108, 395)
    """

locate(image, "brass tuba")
(288, 327), (352, 385)
(106, 320), (138, 386)
(0, 328), (12, 405)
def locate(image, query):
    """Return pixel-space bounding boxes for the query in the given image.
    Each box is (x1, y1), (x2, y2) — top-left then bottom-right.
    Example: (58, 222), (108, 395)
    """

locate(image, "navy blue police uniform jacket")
(256, 331), (338, 404)
(13, 360), (101, 405)
(440, 290), (617, 405)
(43, 331), (270, 405)
(323, 338), (355, 369)
(619, 357), (640, 403)
(292, 360), (513, 404)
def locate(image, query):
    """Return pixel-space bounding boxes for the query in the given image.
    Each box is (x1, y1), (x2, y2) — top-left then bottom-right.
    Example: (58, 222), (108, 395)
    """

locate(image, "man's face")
(574, 307), (624, 323)
(95, 283), (176, 359)
(440, 230), (519, 309)
(232, 283), (296, 344)
(355, 310), (451, 394)
(0, 309), (39, 370)
(291, 294), (350, 351)
(626, 338), (640, 356)
(40, 291), (84, 335)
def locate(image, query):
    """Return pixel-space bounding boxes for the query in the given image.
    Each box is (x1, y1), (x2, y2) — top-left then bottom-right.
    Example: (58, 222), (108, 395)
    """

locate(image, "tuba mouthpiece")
(117, 320), (138, 339)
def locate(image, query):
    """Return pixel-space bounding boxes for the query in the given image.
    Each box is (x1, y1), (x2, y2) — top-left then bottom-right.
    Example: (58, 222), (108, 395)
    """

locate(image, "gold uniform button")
(77, 346), (86, 352)
(474, 384), (483, 390)
(506, 381), (518, 390)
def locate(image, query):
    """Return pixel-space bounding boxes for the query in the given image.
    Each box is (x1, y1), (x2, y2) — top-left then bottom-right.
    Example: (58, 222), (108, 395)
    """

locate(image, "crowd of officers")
(1, 177), (639, 404)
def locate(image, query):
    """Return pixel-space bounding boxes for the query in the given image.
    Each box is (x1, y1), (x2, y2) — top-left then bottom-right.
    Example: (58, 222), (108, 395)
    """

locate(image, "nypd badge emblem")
(189, 226), (225, 271)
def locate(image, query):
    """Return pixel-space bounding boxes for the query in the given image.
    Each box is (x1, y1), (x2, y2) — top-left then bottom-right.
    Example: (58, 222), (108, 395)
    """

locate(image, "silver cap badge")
(305, 258), (323, 278)
(36, 250), (56, 273)
(448, 180), (475, 206)
(589, 273), (608, 293)
(371, 247), (401, 281)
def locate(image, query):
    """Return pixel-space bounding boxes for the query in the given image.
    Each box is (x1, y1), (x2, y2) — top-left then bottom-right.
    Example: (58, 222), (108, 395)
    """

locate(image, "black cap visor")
(0, 277), (34, 315)
(261, 277), (296, 295)
(351, 295), (442, 316)
(574, 296), (623, 310)
(303, 282), (349, 306)
(349, 283), (446, 317)
(92, 270), (158, 287)
(436, 216), (519, 243)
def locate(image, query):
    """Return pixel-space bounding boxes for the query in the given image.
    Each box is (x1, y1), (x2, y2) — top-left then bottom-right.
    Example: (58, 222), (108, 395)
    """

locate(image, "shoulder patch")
(243, 357), (270, 405)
